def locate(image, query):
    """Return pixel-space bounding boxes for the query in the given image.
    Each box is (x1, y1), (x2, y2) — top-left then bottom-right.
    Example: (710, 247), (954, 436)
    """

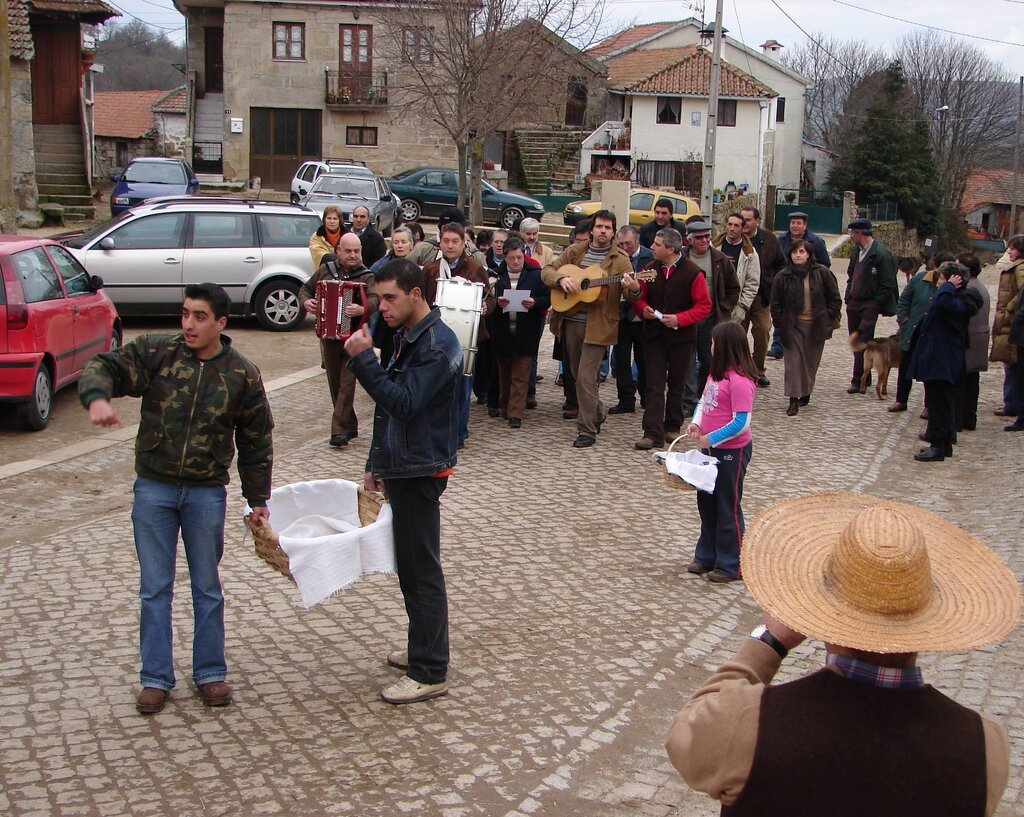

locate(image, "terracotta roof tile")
(963, 168), (1023, 212)
(607, 46), (775, 98)
(28, 0), (118, 20)
(152, 86), (187, 114)
(9, 0), (35, 60)
(587, 22), (680, 59)
(94, 91), (164, 138)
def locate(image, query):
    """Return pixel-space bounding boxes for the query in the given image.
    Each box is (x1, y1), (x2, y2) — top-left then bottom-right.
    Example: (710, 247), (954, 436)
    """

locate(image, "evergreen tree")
(829, 61), (941, 234)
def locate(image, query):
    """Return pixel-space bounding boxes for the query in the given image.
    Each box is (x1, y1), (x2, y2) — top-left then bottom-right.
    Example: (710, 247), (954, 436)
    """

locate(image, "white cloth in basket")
(653, 448), (720, 493)
(251, 479), (395, 609)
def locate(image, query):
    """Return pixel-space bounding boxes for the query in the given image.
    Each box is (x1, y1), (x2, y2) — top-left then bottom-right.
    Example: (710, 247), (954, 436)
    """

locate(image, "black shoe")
(846, 385), (860, 395)
(487, 407), (500, 418)
(1005, 421), (1024, 432)
(475, 396), (486, 405)
(572, 434), (596, 448)
(329, 434), (350, 447)
(766, 349), (783, 360)
(525, 397), (538, 410)
(799, 395), (810, 406)
(757, 375), (770, 387)
(608, 403), (635, 414)
(535, 375), (545, 382)
(508, 417), (521, 428)
(914, 446), (945, 462)
(786, 398), (799, 416)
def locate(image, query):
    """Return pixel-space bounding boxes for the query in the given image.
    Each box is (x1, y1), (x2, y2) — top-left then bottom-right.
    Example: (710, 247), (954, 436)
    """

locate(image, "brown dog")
(849, 333), (901, 399)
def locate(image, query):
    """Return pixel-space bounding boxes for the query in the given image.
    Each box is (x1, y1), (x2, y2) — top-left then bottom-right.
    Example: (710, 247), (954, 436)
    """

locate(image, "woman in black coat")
(490, 235), (550, 427)
(770, 239), (842, 416)
(908, 261), (982, 461)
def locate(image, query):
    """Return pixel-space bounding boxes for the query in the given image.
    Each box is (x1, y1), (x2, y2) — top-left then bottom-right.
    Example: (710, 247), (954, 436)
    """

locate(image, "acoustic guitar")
(549, 264), (657, 313)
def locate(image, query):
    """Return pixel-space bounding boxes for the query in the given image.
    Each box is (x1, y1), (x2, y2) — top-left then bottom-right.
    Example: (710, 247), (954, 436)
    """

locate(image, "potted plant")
(339, 86), (352, 103)
(784, 191), (797, 204)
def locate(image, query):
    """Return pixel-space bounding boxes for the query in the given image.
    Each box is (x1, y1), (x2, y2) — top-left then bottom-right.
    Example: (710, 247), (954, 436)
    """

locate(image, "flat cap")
(686, 220), (712, 234)
(848, 217), (873, 231)
(788, 211), (808, 220)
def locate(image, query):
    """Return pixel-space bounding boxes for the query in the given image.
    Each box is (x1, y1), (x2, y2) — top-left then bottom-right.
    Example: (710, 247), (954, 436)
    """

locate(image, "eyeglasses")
(691, 234), (711, 241)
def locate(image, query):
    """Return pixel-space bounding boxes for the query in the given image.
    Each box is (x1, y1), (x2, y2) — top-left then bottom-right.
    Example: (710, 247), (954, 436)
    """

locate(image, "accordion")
(316, 279), (367, 340)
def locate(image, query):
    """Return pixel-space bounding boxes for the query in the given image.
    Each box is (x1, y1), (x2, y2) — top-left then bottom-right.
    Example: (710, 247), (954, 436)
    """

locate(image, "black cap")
(848, 218), (873, 231)
(789, 211), (808, 220)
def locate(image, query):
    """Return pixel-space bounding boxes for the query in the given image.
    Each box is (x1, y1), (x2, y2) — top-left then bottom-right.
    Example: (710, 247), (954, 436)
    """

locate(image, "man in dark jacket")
(909, 261), (982, 461)
(346, 259), (461, 704)
(771, 212), (832, 358)
(639, 198), (685, 248)
(609, 225), (654, 414)
(80, 283), (274, 715)
(351, 205), (387, 267)
(300, 232), (377, 447)
(741, 206), (785, 380)
(845, 218), (898, 395)
(682, 220), (741, 418)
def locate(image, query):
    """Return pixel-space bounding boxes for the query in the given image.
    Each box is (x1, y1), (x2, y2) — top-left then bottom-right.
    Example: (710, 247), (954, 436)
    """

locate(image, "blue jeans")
(694, 442), (752, 578)
(131, 476), (228, 691)
(1004, 363), (1021, 416)
(770, 326), (783, 355)
(457, 373), (473, 443)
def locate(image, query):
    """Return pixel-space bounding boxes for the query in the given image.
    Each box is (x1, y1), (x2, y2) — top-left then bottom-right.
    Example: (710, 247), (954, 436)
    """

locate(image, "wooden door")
(339, 25), (373, 97)
(31, 25), (81, 125)
(205, 28), (224, 93)
(249, 108), (321, 189)
(565, 76), (587, 127)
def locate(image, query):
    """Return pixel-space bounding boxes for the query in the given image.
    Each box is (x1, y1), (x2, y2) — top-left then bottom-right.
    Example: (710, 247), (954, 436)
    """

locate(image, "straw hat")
(741, 493), (1021, 653)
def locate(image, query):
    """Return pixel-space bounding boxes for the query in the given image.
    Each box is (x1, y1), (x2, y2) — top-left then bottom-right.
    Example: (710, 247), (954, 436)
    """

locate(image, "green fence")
(774, 188), (844, 234)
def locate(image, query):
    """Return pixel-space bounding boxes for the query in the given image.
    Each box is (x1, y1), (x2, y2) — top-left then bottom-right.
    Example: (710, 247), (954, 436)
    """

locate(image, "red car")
(0, 236), (121, 430)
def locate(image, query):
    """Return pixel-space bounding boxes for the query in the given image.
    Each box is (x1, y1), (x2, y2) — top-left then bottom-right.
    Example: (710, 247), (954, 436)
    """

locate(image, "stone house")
(7, 0), (118, 225)
(92, 87), (188, 180)
(172, 0), (472, 189)
(581, 20), (811, 201)
(962, 168), (1023, 238)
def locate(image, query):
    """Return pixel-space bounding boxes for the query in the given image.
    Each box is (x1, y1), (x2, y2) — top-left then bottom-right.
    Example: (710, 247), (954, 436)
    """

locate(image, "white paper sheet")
(502, 289), (531, 313)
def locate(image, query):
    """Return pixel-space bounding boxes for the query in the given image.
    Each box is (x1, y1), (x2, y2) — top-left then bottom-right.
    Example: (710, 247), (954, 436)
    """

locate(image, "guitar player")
(622, 227), (712, 451)
(541, 209), (633, 449)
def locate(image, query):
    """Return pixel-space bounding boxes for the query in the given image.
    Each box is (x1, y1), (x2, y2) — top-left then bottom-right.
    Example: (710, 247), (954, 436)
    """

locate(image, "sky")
(106, 0), (1024, 80)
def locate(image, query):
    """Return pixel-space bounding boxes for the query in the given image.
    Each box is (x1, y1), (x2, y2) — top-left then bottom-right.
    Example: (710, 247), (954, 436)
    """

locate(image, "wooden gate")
(31, 24), (81, 125)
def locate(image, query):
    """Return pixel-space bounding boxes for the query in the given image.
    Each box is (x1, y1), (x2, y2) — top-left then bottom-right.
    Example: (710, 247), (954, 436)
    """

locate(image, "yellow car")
(563, 189), (700, 227)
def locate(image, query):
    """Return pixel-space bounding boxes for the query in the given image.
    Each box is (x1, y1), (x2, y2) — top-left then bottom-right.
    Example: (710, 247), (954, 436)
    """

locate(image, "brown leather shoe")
(136, 687), (168, 715)
(995, 406), (1011, 417)
(887, 402), (907, 412)
(199, 681), (232, 707)
(634, 436), (660, 450)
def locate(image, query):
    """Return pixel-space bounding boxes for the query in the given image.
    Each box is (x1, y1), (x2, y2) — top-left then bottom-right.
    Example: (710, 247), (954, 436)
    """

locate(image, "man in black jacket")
(639, 198), (685, 248)
(352, 205), (387, 267)
(845, 218), (898, 395)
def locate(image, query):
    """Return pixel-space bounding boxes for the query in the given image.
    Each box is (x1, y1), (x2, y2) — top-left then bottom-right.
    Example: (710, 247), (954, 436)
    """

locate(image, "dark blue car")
(110, 158), (199, 215)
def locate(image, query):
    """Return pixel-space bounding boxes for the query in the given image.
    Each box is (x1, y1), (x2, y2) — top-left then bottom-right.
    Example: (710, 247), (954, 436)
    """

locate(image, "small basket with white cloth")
(245, 479), (394, 608)
(652, 437), (719, 493)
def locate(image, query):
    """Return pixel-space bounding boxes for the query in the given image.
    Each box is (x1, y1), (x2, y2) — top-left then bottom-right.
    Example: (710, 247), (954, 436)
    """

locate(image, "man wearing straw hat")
(665, 492), (1020, 816)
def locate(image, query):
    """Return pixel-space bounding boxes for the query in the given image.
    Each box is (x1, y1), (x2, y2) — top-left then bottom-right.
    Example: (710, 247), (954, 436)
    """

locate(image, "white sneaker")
(387, 649), (409, 670)
(380, 675), (448, 704)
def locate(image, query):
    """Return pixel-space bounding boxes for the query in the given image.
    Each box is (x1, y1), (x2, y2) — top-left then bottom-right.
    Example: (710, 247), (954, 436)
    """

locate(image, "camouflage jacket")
(79, 334), (274, 504)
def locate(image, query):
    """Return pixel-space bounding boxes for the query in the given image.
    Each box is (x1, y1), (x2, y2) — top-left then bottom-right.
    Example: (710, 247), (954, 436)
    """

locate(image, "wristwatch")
(750, 624), (788, 659)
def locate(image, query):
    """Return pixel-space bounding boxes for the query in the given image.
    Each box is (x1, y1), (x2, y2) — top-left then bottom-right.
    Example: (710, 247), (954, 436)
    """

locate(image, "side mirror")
(99, 237), (115, 250)
(482, 188), (495, 198)
(90, 274), (105, 290)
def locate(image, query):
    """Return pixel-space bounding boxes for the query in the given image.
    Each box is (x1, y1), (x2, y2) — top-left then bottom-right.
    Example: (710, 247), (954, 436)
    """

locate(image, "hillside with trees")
(94, 20), (186, 92)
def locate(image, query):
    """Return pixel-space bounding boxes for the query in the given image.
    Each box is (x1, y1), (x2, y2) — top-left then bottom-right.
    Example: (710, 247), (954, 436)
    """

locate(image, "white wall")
(629, 95), (763, 192)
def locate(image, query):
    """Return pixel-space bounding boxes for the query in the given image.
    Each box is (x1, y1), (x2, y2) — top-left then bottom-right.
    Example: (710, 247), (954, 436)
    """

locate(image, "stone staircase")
(33, 124), (95, 221)
(193, 93), (225, 181)
(513, 127), (585, 195)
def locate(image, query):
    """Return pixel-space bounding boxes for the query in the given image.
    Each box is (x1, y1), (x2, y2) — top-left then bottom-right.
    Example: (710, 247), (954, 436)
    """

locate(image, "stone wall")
(11, 59), (41, 227)
(154, 112), (187, 159)
(94, 136), (155, 180)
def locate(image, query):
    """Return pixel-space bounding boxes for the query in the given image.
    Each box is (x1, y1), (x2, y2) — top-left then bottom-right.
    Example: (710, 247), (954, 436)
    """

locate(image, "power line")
(832, 1), (1024, 48)
(106, 1), (182, 31)
(769, 0), (864, 78)
(97, 25), (185, 55)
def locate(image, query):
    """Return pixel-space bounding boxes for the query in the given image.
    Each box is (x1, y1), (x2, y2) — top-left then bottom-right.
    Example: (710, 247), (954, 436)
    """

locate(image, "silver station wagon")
(62, 198), (323, 331)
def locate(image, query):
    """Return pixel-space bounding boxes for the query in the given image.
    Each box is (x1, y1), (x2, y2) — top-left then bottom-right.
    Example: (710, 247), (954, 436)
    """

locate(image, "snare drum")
(435, 276), (483, 376)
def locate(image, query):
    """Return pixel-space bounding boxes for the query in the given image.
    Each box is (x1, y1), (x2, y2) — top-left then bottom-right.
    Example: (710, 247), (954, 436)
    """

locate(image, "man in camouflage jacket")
(79, 283), (274, 715)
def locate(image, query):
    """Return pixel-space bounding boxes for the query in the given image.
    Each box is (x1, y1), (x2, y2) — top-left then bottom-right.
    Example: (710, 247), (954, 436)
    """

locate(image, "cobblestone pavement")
(1, 265), (1022, 817)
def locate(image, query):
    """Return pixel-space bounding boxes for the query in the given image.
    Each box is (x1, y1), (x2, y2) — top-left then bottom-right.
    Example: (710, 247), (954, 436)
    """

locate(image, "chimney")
(759, 40), (784, 62)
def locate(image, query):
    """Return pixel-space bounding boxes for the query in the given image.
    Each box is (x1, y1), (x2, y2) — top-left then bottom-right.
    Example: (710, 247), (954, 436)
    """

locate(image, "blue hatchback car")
(110, 158), (200, 215)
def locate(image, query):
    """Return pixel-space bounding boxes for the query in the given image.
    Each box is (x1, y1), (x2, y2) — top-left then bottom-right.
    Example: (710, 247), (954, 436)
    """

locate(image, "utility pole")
(0, 0), (16, 234)
(1011, 76), (1022, 237)
(699, 0), (724, 220)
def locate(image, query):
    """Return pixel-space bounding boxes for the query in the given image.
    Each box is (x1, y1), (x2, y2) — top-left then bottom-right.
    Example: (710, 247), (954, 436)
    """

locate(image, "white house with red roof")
(582, 19), (811, 202)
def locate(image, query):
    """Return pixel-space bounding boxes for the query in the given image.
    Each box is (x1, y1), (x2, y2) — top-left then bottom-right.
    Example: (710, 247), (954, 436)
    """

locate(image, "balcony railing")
(324, 69), (389, 109)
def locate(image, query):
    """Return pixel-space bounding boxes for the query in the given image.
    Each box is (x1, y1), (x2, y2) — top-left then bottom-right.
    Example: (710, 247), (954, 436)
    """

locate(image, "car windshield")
(60, 212), (133, 249)
(124, 163), (187, 184)
(310, 176), (377, 198)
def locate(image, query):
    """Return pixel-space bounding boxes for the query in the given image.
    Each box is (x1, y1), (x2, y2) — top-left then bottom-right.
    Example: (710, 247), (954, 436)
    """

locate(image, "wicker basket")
(661, 435), (696, 491)
(246, 487), (385, 582)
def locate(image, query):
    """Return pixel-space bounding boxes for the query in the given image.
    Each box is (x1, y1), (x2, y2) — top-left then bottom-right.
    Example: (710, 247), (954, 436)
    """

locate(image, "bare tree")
(375, 0), (606, 223)
(95, 20), (186, 92)
(781, 34), (886, 151)
(896, 31), (1016, 210)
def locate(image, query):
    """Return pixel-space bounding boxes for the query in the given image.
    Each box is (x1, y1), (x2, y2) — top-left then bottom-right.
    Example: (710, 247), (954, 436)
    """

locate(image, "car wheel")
(399, 199), (421, 222)
(22, 364), (53, 431)
(254, 280), (304, 331)
(290, 192), (299, 204)
(108, 325), (123, 351)
(500, 206), (526, 229)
